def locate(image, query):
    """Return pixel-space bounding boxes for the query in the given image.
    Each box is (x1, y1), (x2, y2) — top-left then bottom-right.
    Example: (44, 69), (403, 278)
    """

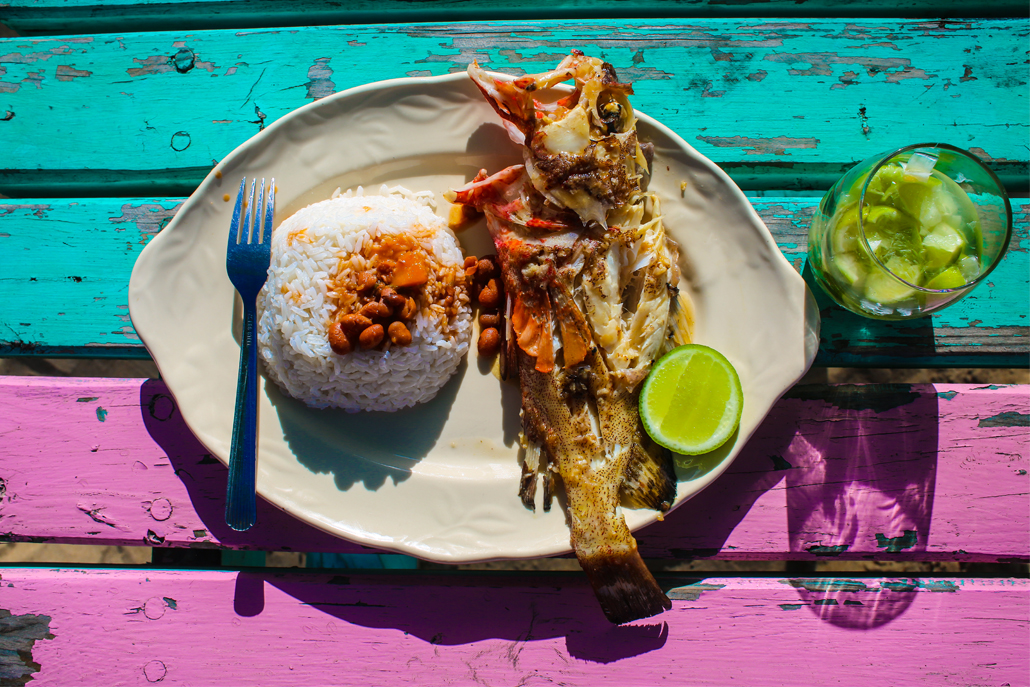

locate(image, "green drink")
(809, 144), (1011, 320)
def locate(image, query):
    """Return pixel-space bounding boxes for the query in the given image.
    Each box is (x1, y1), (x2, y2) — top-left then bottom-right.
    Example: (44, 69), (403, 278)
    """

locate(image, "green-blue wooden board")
(1, 198), (1025, 365)
(1, 20), (1027, 196)
(3, 1), (1027, 36)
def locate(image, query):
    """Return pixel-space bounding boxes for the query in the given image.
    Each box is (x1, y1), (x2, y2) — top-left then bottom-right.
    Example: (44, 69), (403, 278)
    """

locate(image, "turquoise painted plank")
(1, 197), (1025, 365)
(4, 1), (1027, 36)
(0, 198), (181, 357)
(1, 20), (1027, 196)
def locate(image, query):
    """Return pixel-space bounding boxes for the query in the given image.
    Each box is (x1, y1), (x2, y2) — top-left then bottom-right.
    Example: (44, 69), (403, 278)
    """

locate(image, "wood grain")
(1, 20), (1026, 196)
(0, 568), (1025, 685)
(2, 197), (1025, 363)
(1, 377), (1026, 562)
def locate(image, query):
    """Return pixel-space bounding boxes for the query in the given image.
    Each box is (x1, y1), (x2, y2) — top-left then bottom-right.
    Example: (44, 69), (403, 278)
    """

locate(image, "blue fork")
(225, 177), (275, 531)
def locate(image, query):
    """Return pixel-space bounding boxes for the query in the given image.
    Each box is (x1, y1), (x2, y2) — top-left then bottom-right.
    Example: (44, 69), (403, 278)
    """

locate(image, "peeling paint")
(96, 406), (108, 422)
(697, 134), (818, 156)
(108, 202), (181, 240)
(0, 609), (55, 684)
(0, 204), (50, 219)
(667, 582), (725, 601)
(978, 411), (1029, 428)
(55, 64), (92, 81)
(305, 57), (336, 100)
(764, 51), (935, 84)
(967, 147), (1018, 164)
(831, 70), (860, 90)
(807, 544), (849, 556)
(0, 68), (43, 93)
(77, 504), (115, 527)
(784, 578), (869, 593)
(127, 55), (174, 77)
(875, 530), (918, 552)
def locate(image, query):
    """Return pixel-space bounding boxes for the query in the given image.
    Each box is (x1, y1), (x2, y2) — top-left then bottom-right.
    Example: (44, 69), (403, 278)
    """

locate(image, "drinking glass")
(808, 143), (1012, 320)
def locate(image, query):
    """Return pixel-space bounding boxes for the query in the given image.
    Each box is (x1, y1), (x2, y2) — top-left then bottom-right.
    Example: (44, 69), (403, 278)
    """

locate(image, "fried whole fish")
(446, 52), (685, 624)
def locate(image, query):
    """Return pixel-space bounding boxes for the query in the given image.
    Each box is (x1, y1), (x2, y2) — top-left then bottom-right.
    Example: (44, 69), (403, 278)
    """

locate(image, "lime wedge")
(833, 251), (865, 285)
(639, 345), (743, 455)
(865, 256), (921, 304)
(925, 266), (967, 290)
(922, 222), (965, 270)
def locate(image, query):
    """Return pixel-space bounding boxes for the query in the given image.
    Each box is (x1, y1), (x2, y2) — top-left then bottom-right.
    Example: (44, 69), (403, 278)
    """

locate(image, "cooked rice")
(257, 186), (472, 411)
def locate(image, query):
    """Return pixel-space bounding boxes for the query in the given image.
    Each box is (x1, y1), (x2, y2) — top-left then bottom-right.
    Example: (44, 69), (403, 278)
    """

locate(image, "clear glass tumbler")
(808, 143), (1012, 320)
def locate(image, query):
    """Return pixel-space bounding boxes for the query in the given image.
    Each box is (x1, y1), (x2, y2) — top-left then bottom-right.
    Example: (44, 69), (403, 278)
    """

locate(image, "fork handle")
(226, 302), (259, 531)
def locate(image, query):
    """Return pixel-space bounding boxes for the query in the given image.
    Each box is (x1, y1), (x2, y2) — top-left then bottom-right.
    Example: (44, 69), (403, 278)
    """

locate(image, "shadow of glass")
(260, 571), (669, 664)
(783, 578), (928, 631)
(783, 383), (939, 629)
(802, 264), (936, 365)
(265, 359), (467, 492)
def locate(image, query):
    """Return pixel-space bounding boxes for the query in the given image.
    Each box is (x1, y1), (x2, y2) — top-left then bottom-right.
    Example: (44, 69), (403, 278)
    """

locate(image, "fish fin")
(578, 550), (671, 624)
(542, 469), (554, 512)
(518, 444), (539, 512)
(621, 441), (677, 512)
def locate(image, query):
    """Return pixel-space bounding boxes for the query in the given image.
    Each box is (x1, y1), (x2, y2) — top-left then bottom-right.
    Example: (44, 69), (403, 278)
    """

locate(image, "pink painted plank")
(0, 377), (1027, 561)
(0, 568), (1026, 686)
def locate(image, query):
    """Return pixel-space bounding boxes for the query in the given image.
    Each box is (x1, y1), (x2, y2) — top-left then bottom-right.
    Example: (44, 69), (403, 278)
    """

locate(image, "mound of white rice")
(257, 187), (472, 412)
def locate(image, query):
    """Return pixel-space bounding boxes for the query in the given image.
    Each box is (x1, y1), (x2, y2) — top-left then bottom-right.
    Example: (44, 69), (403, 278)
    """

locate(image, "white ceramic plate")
(129, 72), (819, 563)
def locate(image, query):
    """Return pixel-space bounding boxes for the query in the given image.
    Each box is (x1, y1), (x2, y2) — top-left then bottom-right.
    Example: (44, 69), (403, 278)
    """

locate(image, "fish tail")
(578, 549), (671, 624)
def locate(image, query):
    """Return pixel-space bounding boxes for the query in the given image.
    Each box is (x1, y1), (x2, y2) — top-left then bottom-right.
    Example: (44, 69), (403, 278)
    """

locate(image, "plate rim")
(129, 70), (819, 561)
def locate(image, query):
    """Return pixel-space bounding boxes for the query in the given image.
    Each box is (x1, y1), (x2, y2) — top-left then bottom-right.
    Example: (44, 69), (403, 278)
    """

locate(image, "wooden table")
(1, 2), (1027, 684)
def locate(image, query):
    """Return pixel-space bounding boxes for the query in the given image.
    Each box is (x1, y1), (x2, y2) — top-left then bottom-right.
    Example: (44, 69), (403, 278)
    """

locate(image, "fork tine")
(251, 179), (266, 245)
(245, 178), (258, 243)
(261, 178), (276, 244)
(228, 178), (246, 246)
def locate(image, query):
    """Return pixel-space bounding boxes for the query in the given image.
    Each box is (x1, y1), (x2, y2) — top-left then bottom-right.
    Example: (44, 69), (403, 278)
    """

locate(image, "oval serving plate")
(129, 72), (819, 563)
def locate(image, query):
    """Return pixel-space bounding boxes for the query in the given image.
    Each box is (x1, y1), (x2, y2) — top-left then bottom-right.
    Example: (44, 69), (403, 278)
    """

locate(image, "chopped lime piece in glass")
(833, 252), (865, 285)
(922, 222), (966, 270)
(925, 266), (967, 290)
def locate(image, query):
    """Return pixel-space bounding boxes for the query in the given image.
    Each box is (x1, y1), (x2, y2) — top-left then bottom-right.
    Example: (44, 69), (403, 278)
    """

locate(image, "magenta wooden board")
(1, 377), (1026, 561)
(0, 568), (1026, 686)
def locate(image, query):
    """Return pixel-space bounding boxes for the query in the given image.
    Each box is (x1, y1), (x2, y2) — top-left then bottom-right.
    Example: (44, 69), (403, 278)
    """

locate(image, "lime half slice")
(639, 344), (743, 455)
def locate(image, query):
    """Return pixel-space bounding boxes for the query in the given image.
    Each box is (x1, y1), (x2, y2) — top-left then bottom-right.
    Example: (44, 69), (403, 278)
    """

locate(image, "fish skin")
(516, 347), (671, 623)
(450, 53), (683, 624)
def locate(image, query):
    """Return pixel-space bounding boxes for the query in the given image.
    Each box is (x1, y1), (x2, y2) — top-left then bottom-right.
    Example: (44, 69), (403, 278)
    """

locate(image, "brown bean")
(478, 279), (500, 308)
(388, 321), (412, 346)
(360, 301), (392, 319)
(478, 327), (501, 356)
(476, 258), (498, 281)
(356, 271), (377, 293)
(400, 297), (418, 320)
(359, 324), (384, 349)
(380, 287), (406, 309)
(327, 322), (352, 355)
(479, 312), (500, 328)
(463, 255), (478, 269)
(339, 313), (373, 336)
(465, 265), (478, 280)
